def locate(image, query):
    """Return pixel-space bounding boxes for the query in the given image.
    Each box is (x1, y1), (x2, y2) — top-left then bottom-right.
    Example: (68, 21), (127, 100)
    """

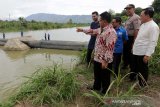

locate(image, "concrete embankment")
(0, 39), (87, 51)
(0, 39), (7, 46)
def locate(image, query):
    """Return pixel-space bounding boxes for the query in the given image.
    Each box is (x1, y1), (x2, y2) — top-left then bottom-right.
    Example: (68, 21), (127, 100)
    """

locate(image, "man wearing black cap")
(123, 4), (141, 79)
(132, 7), (159, 87)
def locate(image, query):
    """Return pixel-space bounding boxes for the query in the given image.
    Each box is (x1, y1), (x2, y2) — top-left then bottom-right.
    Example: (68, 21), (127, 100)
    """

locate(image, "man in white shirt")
(132, 7), (160, 87)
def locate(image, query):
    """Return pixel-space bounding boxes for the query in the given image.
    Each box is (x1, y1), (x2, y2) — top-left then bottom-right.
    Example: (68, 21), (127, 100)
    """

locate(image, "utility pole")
(9, 14), (10, 21)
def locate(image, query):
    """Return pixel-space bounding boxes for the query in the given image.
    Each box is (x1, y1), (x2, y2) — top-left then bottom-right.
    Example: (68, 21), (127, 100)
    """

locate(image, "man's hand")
(101, 60), (108, 69)
(143, 55), (150, 63)
(76, 28), (83, 32)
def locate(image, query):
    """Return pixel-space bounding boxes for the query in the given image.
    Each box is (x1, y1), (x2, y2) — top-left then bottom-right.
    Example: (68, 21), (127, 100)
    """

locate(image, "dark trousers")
(123, 36), (134, 67)
(86, 49), (93, 64)
(130, 55), (148, 86)
(93, 61), (112, 94)
(113, 53), (122, 76)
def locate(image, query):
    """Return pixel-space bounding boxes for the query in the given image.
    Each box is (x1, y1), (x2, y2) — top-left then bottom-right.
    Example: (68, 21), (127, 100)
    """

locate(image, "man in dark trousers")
(45, 33), (47, 40)
(21, 31), (23, 37)
(132, 7), (159, 86)
(86, 11), (100, 65)
(112, 17), (128, 76)
(48, 33), (50, 40)
(3, 32), (5, 39)
(122, 4), (141, 72)
(77, 11), (117, 94)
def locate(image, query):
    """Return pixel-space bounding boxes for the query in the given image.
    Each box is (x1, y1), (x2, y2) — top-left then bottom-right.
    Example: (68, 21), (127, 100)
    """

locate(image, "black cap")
(124, 4), (135, 9)
(142, 7), (155, 18)
(143, 7), (154, 12)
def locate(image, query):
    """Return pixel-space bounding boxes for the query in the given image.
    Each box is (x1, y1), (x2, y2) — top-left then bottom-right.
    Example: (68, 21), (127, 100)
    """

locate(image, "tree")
(121, 16), (128, 22)
(154, 13), (160, 23)
(67, 19), (73, 24)
(18, 17), (25, 22)
(44, 21), (48, 26)
(152, 0), (160, 24)
(31, 20), (36, 23)
(135, 7), (143, 15)
(121, 10), (126, 16)
(108, 9), (115, 15)
(18, 17), (27, 30)
(152, 0), (160, 13)
(115, 13), (121, 16)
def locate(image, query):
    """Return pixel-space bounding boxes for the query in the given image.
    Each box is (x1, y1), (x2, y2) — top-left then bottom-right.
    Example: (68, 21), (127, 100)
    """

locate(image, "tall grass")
(78, 48), (87, 64)
(78, 48), (94, 68)
(0, 65), (79, 107)
(78, 40), (160, 106)
(83, 60), (153, 107)
(84, 70), (154, 107)
(149, 38), (160, 74)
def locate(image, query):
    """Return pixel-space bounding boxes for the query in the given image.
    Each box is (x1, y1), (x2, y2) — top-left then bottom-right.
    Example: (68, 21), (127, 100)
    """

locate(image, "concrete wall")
(0, 39), (87, 51)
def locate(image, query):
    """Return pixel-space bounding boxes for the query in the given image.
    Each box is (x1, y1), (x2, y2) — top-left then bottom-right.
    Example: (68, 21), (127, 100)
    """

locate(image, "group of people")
(2, 31), (23, 39)
(44, 33), (50, 40)
(77, 4), (160, 94)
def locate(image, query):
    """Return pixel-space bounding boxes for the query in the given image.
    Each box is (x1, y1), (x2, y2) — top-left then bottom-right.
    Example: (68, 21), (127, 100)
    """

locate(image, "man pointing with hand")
(77, 11), (117, 94)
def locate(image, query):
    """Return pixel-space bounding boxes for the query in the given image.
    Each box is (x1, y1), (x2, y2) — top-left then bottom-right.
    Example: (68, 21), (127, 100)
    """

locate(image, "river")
(0, 27), (90, 100)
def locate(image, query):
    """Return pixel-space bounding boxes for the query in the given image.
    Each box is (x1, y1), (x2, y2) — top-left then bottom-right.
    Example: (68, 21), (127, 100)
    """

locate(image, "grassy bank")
(0, 39), (160, 107)
(0, 62), (160, 107)
(149, 38), (160, 74)
(0, 20), (89, 32)
(0, 65), (79, 107)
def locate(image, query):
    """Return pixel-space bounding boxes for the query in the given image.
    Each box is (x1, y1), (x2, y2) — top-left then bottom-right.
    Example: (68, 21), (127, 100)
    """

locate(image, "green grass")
(83, 69), (156, 107)
(0, 65), (79, 107)
(149, 38), (160, 74)
(1, 39), (160, 107)
(78, 48), (87, 64)
(78, 46), (160, 107)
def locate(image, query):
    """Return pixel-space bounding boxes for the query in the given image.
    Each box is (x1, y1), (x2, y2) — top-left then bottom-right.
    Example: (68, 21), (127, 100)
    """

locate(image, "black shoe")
(101, 90), (106, 95)
(129, 77), (136, 82)
(101, 89), (110, 95)
(87, 86), (101, 92)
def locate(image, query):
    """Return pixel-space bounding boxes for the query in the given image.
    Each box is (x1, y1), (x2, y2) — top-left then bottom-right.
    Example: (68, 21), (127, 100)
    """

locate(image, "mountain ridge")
(26, 13), (92, 23)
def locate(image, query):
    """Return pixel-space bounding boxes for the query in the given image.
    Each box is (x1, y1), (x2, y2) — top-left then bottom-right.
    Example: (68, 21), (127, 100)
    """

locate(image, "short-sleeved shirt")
(88, 21), (100, 49)
(114, 26), (128, 53)
(125, 13), (141, 36)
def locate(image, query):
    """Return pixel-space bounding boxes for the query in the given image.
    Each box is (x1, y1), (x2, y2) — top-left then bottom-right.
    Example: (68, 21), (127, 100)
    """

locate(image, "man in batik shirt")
(77, 11), (117, 94)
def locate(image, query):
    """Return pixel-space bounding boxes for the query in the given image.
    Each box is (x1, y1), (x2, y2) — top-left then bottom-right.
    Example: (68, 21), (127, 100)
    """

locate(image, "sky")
(0, 0), (154, 19)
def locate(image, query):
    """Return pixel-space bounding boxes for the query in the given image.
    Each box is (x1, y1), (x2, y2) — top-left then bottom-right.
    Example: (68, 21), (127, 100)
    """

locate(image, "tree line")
(0, 18), (89, 32)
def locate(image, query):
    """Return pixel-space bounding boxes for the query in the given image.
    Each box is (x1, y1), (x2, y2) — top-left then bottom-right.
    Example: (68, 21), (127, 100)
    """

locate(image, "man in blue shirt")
(112, 17), (128, 76)
(86, 11), (100, 65)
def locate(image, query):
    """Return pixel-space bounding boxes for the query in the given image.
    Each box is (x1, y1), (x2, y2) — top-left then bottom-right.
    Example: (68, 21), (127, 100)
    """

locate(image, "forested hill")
(26, 13), (92, 23)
